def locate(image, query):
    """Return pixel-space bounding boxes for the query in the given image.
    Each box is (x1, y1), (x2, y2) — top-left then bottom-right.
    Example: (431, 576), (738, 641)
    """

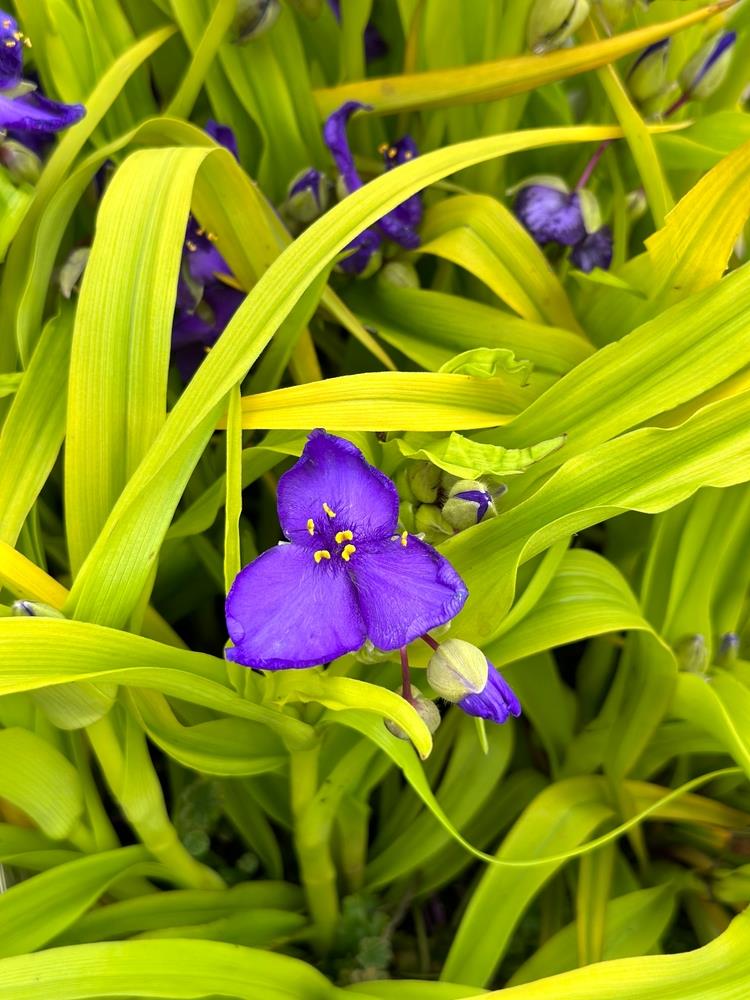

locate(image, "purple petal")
(277, 430), (399, 547)
(0, 12), (23, 90)
(383, 136), (419, 169)
(377, 208), (421, 250)
(288, 167), (326, 206)
(184, 217), (231, 284)
(327, 0), (341, 18)
(225, 542), (366, 669)
(364, 22), (388, 62)
(378, 134), (422, 245)
(453, 489), (491, 521)
(172, 282), (243, 380)
(338, 226), (382, 275)
(351, 535), (468, 650)
(629, 38), (669, 78)
(323, 100), (371, 193)
(459, 664), (521, 724)
(514, 185), (585, 246)
(205, 119), (239, 161)
(570, 226), (613, 273)
(0, 90), (85, 134)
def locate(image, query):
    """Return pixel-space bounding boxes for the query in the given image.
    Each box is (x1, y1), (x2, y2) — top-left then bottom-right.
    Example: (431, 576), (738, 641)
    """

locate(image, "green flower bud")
(234, 0), (280, 43)
(577, 188), (602, 235)
(679, 32), (736, 102)
(385, 685), (441, 740)
(442, 479), (497, 531)
(377, 260), (420, 289)
(506, 174), (569, 197)
(625, 189), (648, 223)
(0, 139), (41, 185)
(427, 639), (488, 702)
(58, 247), (90, 299)
(398, 500), (417, 534)
(414, 503), (453, 544)
(627, 40), (671, 105)
(279, 168), (331, 236)
(717, 633), (740, 667)
(674, 634), (708, 675)
(527, 0), (590, 54)
(11, 601), (66, 618)
(406, 460), (441, 504)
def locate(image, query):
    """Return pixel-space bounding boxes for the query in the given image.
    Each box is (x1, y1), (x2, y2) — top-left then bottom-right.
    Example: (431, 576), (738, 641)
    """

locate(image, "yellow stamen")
(322, 502), (336, 518)
(2, 20), (11, 28)
(400, 531), (408, 547)
(377, 142), (388, 154)
(340, 544), (356, 562)
(313, 549), (331, 563)
(4, 39), (14, 47)
(306, 518), (315, 535)
(23, 37), (31, 47)
(335, 530), (353, 544)
(186, 240), (197, 252)
(13, 31), (22, 40)
(207, 232), (218, 242)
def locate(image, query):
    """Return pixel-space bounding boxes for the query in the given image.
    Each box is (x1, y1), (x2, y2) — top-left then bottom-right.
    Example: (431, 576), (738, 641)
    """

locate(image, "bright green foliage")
(2, 0), (750, 997)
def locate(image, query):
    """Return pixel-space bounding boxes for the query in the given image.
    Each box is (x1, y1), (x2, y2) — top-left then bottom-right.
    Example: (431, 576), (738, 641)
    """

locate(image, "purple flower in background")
(570, 226), (613, 273)
(225, 430), (468, 669)
(458, 664), (522, 725)
(0, 10), (84, 137)
(171, 121), (244, 380)
(323, 101), (423, 274)
(514, 178), (613, 273)
(514, 183), (586, 246)
(327, 0), (388, 62)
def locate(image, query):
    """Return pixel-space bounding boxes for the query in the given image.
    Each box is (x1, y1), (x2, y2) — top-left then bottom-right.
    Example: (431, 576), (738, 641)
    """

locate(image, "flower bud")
(570, 226), (613, 273)
(0, 139), (41, 184)
(234, 0), (280, 43)
(527, 0), (590, 54)
(406, 460), (441, 504)
(717, 632), (740, 666)
(576, 188), (602, 235)
(626, 188), (648, 223)
(427, 639), (488, 702)
(11, 600), (66, 618)
(280, 168), (331, 234)
(414, 503), (453, 544)
(627, 39), (671, 105)
(58, 246), (90, 299)
(442, 480), (497, 531)
(377, 260), (420, 289)
(385, 685), (441, 740)
(675, 634), (708, 675)
(679, 32), (736, 102)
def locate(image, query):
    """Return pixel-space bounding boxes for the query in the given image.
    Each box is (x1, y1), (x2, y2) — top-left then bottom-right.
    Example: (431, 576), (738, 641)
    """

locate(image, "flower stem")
(664, 90), (690, 118)
(576, 140), (612, 190)
(400, 646), (415, 703)
(421, 633), (440, 652)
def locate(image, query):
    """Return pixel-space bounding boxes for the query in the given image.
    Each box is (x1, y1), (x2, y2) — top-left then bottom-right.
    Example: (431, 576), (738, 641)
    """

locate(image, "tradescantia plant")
(4, 0), (750, 996)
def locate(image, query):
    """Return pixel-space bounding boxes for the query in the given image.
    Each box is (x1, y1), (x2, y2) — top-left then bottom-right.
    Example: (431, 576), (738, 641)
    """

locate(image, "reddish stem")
(420, 633), (440, 652)
(400, 646), (415, 703)
(576, 140), (612, 190)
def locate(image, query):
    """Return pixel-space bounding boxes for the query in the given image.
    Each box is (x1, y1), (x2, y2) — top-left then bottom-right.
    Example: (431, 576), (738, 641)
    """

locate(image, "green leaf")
(394, 429), (566, 480)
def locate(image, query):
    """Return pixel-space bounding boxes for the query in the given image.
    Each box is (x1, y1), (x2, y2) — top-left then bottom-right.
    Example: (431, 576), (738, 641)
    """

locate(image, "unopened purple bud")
(527, 0), (590, 54)
(570, 226), (613, 273)
(234, 0), (280, 43)
(628, 39), (671, 105)
(0, 138), (40, 183)
(281, 167), (331, 232)
(718, 632), (740, 666)
(11, 600), (66, 618)
(680, 32), (736, 102)
(442, 480), (497, 530)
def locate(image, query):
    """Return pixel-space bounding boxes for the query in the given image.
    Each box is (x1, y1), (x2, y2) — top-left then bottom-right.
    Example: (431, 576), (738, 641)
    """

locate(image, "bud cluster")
(396, 461), (502, 545)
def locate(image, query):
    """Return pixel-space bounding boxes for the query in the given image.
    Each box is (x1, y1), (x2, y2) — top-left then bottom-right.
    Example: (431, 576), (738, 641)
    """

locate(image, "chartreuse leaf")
(449, 387), (750, 645)
(232, 372), (534, 431)
(0, 728), (84, 842)
(0, 169), (32, 263)
(418, 194), (582, 332)
(508, 885), (678, 985)
(0, 373), (21, 398)
(62, 124), (626, 633)
(344, 284), (593, 376)
(0, 307), (73, 547)
(393, 429), (566, 480)
(0, 618), (314, 748)
(313, 4), (729, 116)
(671, 670), (750, 778)
(55, 881), (303, 945)
(0, 938), (336, 1000)
(0, 846), (155, 959)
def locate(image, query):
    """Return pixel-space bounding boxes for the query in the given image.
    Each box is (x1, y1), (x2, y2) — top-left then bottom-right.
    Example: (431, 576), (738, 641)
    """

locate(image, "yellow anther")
(340, 544), (357, 562)
(400, 531), (408, 547)
(403, 150), (413, 160)
(2, 19), (11, 28)
(13, 30), (22, 39)
(377, 142), (389, 154)
(335, 530), (353, 544)
(186, 240), (197, 252)
(207, 232), (218, 242)
(23, 37), (31, 47)
(4, 39), (14, 47)
(322, 502), (336, 518)
(306, 518), (315, 536)
(313, 549), (331, 563)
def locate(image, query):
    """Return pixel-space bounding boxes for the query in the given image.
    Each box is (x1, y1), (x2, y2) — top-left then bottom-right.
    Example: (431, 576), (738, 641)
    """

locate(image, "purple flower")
(225, 430), (468, 669)
(323, 102), (423, 274)
(0, 10), (84, 136)
(327, 0), (388, 62)
(570, 226), (613, 273)
(458, 663), (521, 725)
(205, 119), (240, 162)
(171, 122), (243, 380)
(514, 184), (586, 246)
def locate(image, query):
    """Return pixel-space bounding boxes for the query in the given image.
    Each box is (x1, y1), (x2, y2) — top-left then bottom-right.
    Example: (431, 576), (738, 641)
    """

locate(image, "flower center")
(309, 502), (357, 563)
